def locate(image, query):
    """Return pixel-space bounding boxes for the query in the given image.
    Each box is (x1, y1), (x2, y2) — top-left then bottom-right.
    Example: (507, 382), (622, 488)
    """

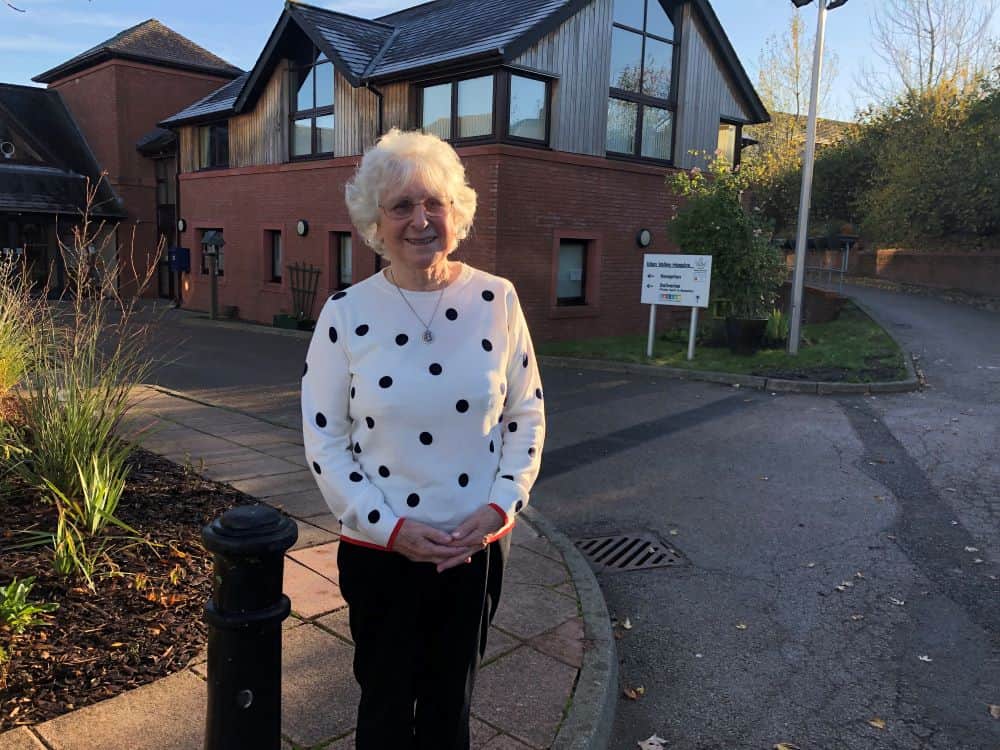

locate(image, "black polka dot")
(458, 473), (469, 487)
(378, 465), (390, 478)
(515, 500), (523, 512)
(379, 376), (393, 388)
(353, 442), (361, 453)
(395, 333), (408, 346)
(350, 386), (356, 398)
(489, 440), (495, 453)
(522, 353), (529, 368)
(535, 388), (543, 399)
(367, 510), (380, 524)
(406, 493), (420, 507)
(419, 432), (433, 445)
(349, 472), (363, 482)
(328, 326), (338, 343)
(315, 413), (327, 428)
(365, 416), (375, 429)
(498, 414), (503, 423)
(332, 291), (347, 300)
(504, 397), (509, 407)
(482, 290), (495, 301)
(303, 362), (309, 376)
(508, 421), (518, 432)
(528, 446), (537, 457)
(456, 399), (469, 413)
(312, 461), (322, 474)
(482, 339), (493, 352)
(501, 474), (514, 480)
(355, 324), (369, 336)
(429, 363), (443, 376)
(445, 308), (458, 321)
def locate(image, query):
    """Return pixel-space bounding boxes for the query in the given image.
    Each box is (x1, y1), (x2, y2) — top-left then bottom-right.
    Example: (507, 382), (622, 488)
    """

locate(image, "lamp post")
(787, 0), (848, 354)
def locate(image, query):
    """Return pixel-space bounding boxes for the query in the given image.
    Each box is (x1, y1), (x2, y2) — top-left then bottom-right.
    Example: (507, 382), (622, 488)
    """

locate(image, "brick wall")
(176, 145), (691, 341)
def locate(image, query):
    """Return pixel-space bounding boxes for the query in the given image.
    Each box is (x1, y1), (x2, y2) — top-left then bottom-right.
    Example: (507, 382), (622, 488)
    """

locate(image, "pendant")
(422, 329), (434, 343)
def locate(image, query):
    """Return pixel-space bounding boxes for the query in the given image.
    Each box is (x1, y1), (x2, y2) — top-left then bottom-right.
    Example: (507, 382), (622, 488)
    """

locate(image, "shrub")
(0, 576), (58, 635)
(0, 259), (41, 395)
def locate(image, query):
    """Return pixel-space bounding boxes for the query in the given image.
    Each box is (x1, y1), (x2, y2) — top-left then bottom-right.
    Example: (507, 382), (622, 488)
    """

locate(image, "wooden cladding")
(230, 59), (289, 167)
(513, 0), (613, 157)
(334, 68), (378, 156)
(381, 82), (411, 132)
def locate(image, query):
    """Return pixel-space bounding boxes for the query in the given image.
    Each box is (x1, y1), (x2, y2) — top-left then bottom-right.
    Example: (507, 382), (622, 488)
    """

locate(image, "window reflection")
(458, 76), (493, 138)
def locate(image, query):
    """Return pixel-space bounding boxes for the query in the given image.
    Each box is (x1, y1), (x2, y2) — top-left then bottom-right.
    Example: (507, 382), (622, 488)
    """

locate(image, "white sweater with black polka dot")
(301, 264), (545, 550)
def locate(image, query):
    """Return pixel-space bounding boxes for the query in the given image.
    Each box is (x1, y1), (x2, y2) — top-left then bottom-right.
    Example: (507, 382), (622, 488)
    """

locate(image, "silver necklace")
(388, 269), (447, 343)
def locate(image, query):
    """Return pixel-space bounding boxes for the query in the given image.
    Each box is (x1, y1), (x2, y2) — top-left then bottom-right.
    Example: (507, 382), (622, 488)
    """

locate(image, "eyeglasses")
(380, 197), (452, 221)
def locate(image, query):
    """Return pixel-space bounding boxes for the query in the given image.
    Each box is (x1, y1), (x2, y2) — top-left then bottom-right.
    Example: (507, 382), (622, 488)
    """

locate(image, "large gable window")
(291, 49), (334, 158)
(198, 123), (229, 169)
(607, 0), (676, 162)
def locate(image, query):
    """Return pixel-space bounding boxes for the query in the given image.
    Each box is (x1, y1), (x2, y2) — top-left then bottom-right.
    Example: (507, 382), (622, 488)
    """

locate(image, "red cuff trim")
(339, 535), (388, 551)
(488, 503), (508, 526)
(485, 504), (515, 545)
(386, 518), (406, 551)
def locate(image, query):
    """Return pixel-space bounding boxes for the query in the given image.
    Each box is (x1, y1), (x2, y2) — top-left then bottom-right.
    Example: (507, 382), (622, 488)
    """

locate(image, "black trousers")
(337, 535), (510, 750)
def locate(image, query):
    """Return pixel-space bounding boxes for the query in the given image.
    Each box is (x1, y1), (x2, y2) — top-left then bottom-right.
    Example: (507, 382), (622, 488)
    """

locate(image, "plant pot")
(273, 314), (299, 330)
(725, 317), (767, 355)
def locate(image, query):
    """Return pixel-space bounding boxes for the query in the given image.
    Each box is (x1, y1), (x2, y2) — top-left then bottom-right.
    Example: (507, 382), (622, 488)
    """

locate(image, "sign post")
(641, 254), (712, 361)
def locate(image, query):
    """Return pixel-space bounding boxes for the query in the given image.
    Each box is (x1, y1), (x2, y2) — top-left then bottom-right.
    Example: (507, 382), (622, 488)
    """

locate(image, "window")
(717, 122), (741, 166)
(556, 240), (587, 305)
(607, 0), (676, 161)
(199, 229), (224, 276)
(421, 75), (495, 142)
(508, 74), (547, 142)
(154, 157), (176, 206)
(268, 231), (282, 282)
(198, 124), (229, 169)
(291, 49), (335, 158)
(334, 232), (352, 289)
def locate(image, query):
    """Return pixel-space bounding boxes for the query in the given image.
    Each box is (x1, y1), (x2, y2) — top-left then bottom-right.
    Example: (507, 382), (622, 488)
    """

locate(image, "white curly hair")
(345, 128), (478, 256)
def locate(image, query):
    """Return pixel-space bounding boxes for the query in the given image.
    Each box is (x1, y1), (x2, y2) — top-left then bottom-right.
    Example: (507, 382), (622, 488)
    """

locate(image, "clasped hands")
(392, 505), (504, 572)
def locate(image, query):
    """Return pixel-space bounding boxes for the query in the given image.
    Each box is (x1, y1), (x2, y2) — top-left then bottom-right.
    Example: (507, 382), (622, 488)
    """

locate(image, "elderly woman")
(301, 128), (545, 750)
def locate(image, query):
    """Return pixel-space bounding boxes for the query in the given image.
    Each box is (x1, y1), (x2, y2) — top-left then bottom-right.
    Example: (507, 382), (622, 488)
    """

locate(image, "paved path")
(0, 385), (613, 750)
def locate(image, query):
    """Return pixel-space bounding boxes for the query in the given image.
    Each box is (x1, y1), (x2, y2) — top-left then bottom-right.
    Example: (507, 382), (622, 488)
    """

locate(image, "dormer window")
(607, 0), (676, 162)
(291, 49), (334, 158)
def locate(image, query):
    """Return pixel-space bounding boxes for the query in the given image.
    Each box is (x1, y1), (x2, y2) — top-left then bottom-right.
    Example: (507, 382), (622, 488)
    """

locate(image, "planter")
(273, 314), (299, 330)
(725, 317), (767, 355)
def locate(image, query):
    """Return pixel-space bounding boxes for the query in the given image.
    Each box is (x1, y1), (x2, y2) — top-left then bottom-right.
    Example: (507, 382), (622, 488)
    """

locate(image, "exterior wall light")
(296, 220), (309, 237)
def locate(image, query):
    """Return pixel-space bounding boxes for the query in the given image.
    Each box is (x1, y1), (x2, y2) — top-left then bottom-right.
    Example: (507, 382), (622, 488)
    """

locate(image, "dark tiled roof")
(370, 0), (571, 78)
(159, 72), (249, 127)
(136, 126), (177, 155)
(33, 19), (243, 84)
(289, 5), (394, 81)
(0, 84), (123, 217)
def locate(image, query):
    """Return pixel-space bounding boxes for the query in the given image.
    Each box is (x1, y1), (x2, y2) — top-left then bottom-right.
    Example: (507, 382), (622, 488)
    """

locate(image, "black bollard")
(202, 504), (298, 750)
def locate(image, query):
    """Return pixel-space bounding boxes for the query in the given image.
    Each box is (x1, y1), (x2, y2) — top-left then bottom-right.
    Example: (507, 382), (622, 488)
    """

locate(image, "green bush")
(0, 577), (58, 635)
(0, 260), (41, 395)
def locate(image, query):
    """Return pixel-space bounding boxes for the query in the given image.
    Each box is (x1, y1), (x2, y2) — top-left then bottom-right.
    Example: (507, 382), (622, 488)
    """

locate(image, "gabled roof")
(160, 0), (767, 127)
(33, 19), (243, 84)
(0, 83), (124, 218)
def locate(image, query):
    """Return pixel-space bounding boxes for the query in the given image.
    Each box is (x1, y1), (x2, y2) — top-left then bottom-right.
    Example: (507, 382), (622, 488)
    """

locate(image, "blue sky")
(2, 0), (997, 121)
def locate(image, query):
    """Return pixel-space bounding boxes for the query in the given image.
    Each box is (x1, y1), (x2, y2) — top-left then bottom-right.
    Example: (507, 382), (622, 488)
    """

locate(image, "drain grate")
(575, 533), (685, 572)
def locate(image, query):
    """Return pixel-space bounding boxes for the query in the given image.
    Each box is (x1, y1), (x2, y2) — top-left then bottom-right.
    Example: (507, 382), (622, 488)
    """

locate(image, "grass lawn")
(538, 302), (907, 383)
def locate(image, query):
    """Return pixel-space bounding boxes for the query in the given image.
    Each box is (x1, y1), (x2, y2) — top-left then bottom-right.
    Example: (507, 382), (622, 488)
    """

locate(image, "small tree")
(668, 157), (785, 320)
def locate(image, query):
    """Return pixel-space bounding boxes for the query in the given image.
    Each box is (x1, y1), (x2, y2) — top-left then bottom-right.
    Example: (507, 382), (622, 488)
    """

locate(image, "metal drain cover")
(575, 533), (685, 572)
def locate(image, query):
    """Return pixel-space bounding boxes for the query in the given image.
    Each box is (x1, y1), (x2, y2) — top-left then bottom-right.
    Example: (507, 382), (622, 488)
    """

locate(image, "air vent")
(575, 533), (684, 572)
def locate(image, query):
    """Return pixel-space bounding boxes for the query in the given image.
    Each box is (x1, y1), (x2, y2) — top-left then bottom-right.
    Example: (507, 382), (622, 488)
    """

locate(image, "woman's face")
(375, 176), (457, 272)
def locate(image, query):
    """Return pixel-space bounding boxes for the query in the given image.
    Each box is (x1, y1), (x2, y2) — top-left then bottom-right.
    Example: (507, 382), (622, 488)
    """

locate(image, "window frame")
(606, 0), (680, 164)
(289, 47), (335, 160)
(418, 72), (499, 145)
(717, 119), (744, 168)
(268, 230), (283, 283)
(328, 230), (354, 291)
(500, 70), (552, 146)
(197, 123), (229, 170)
(549, 232), (602, 318)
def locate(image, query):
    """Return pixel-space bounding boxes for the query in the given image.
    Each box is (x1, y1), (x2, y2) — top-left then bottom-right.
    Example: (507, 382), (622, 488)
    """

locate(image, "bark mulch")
(0, 448), (255, 731)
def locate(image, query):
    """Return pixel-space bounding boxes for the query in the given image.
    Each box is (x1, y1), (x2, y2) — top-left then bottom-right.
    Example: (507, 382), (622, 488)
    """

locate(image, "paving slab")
(230, 471), (318, 498)
(504, 545), (571, 587)
(281, 625), (360, 748)
(199, 454), (304, 482)
(289, 520), (338, 551)
(284, 558), (346, 618)
(471, 717), (501, 748)
(481, 734), (535, 750)
(287, 540), (340, 584)
(473, 646), (578, 749)
(482, 625), (521, 664)
(316, 607), (353, 644)
(298, 512), (341, 533)
(0, 727), (46, 749)
(163, 446), (264, 468)
(34, 669), (206, 750)
(266, 488), (328, 517)
(529, 617), (585, 669)
(492, 580), (580, 640)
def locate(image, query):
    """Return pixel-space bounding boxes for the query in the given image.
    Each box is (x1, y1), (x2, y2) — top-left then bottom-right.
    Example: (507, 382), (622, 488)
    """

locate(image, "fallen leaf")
(759, 476), (769, 481)
(669, 529), (679, 536)
(855, 571), (865, 579)
(988, 704), (1000, 719)
(624, 686), (645, 700)
(774, 744), (801, 750)
(873, 495), (885, 501)
(805, 562), (816, 568)
(889, 597), (905, 606)
(637, 734), (667, 750)
(868, 718), (886, 730)
(944, 487), (956, 493)
(736, 623), (748, 630)
(850, 614), (864, 621)
(694, 652), (703, 658)
(973, 558), (984, 564)
(623, 617), (633, 630)
(965, 546), (979, 553)
(917, 654), (933, 662)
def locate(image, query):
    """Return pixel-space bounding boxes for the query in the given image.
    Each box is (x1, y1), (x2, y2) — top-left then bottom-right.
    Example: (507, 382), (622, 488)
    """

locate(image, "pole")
(646, 303), (657, 358)
(687, 307), (699, 361)
(209, 250), (218, 320)
(787, 0), (828, 354)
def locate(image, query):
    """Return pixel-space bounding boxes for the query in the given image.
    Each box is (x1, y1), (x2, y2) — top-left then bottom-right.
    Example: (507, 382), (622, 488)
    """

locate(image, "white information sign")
(641, 254), (712, 308)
